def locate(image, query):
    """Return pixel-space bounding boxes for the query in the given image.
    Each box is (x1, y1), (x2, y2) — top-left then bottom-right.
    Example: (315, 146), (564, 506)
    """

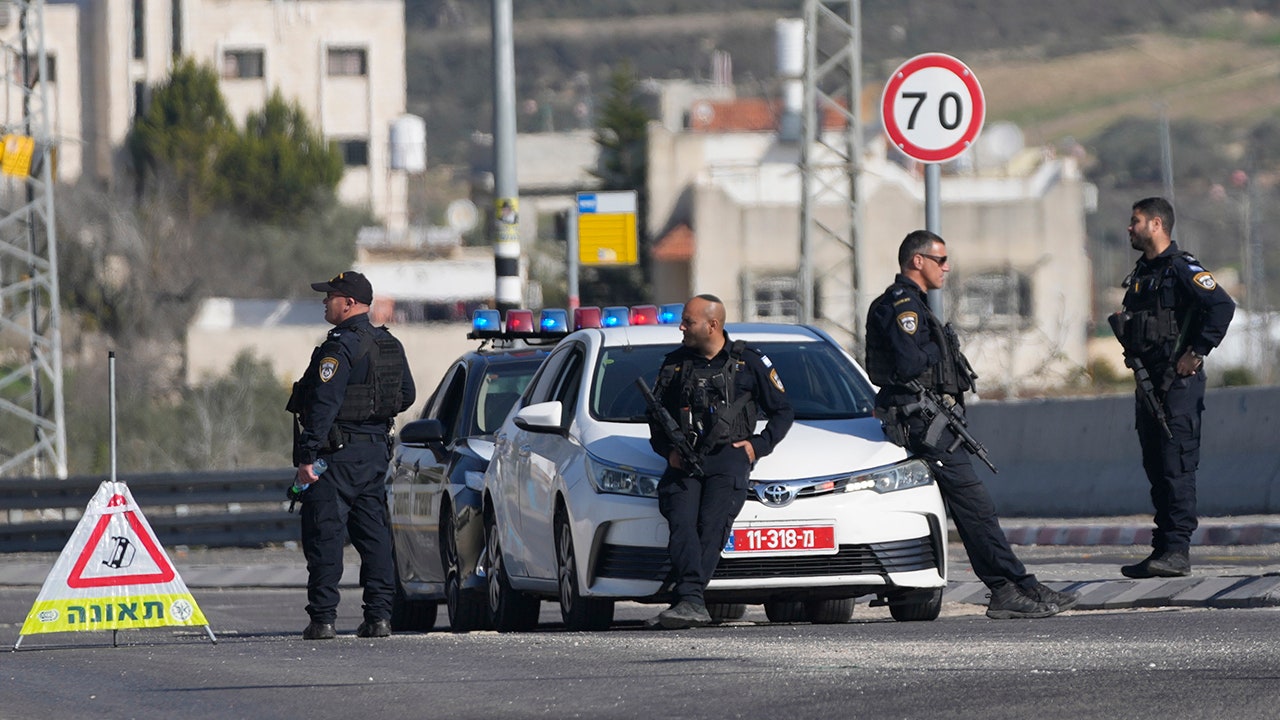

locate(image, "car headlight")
(845, 458), (933, 494)
(585, 455), (662, 498)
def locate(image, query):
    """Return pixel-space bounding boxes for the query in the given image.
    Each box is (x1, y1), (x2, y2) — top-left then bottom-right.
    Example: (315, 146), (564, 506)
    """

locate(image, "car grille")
(594, 536), (938, 581)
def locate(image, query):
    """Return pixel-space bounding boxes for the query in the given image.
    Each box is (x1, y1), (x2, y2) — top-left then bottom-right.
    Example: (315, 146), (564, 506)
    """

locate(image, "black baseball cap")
(311, 271), (373, 305)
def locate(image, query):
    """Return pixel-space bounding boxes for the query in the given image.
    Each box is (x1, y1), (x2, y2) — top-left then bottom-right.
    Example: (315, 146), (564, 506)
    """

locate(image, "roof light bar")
(469, 309), (502, 338)
(539, 308), (569, 333)
(574, 306), (602, 330)
(658, 303), (683, 324)
(505, 309), (535, 336)
(601, 306), (630, 327)
(630, 304), (659, 325)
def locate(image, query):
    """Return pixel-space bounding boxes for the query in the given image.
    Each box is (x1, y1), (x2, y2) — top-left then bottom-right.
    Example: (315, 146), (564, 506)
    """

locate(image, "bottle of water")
(288, 457), (327, 512)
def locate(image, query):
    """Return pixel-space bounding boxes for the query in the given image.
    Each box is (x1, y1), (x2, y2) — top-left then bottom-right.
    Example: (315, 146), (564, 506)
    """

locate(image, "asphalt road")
(3, 587), (1280, 720)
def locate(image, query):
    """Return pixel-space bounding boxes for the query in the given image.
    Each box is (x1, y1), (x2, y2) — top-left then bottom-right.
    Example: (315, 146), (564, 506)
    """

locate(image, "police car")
(385, 311), (565, 632)
(480, 306), (949, 632)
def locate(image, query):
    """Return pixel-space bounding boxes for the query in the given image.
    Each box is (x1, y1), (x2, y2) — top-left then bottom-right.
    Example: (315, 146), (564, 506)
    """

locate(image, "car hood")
(577, 417), (908, 480)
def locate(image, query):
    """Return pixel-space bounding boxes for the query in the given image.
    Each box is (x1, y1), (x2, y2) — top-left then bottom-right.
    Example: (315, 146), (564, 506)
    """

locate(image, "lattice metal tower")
(0, 0), (67, 478)
(798, 0), (864, 355)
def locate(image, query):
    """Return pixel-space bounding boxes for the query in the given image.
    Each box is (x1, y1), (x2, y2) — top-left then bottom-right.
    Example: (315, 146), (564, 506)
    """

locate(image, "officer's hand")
(733, 439), (756, 464)
(1175, 349), (1202, 377)
(668, 451), (683, 470)
(297, 465), (319, 484)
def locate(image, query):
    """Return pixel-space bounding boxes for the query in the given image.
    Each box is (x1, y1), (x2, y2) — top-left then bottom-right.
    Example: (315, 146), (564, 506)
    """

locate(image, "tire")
(889, 588), (943, 622)
(442, 510), (489, 633)
(555, 511), (614, 631)
(804, 598), (855, 624)
(390, 570), (439, 632)
(706, 603), (747, 622)
(763, 600), (806, 623)
(485, 510), (541, 632)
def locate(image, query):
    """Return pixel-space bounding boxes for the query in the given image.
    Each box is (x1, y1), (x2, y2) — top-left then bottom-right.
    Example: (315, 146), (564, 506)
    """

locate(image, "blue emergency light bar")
(468, 307), (571, 341)
(601, 306), (630, 327)
(658, 303), (683, 324)
(470, 309), (502, 338)
(540, 309), (568, 332)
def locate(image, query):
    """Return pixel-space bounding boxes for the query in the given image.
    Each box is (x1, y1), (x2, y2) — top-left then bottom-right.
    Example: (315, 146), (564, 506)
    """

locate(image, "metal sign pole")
(925, 163), (944, 318)
(567, 203), (580, 311)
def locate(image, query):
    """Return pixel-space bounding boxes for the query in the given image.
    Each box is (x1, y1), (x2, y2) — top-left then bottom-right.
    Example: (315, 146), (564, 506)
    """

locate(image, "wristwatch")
(1189, 349), (1205, 362)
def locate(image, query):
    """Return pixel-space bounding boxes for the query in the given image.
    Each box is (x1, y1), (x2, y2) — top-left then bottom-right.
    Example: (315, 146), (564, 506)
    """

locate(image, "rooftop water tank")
(389, 114), (426, 173)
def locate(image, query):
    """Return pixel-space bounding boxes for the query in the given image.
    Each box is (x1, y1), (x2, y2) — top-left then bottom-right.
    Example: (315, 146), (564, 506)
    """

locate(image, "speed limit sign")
(881, 53), (985, 163)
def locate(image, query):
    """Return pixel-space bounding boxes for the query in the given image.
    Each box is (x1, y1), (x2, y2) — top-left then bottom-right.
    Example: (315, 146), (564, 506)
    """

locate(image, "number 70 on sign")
(880, 53), (986, 164)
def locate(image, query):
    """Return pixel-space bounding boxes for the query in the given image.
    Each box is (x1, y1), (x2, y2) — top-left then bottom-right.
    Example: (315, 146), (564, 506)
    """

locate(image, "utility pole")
(491, 0), (522, 313)
(0, 1), (67, 478)
(798, 0), (864, 354)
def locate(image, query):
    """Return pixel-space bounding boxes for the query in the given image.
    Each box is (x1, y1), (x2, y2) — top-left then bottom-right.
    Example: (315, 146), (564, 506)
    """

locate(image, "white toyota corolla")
(481, 319), (948, 631)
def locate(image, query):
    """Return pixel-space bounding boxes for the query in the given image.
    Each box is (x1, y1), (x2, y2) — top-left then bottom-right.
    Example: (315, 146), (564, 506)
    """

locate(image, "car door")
(518, 343), (586, 581)
(391, 363), (464, 589)
(495, 347), (572, 578)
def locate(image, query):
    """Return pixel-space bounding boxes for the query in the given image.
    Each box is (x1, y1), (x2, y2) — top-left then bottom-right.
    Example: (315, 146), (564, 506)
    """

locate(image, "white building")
(20, 0), (407, 222)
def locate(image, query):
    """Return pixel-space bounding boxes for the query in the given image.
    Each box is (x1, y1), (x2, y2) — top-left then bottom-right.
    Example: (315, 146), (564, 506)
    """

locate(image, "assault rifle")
(635, 377), (704, 476)
(1108, 312), (1174, 440)
(902, 380), (998, 473)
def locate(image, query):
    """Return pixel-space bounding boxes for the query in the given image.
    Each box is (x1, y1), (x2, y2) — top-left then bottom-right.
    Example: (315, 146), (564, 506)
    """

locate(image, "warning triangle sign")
(16, 481), (216, 647)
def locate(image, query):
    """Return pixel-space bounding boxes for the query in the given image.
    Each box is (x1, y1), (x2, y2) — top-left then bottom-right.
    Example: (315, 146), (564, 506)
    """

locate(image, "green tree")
(583, 64), (651, 305)
(218, 90), (344, 223)
(127, 57), (235, 220)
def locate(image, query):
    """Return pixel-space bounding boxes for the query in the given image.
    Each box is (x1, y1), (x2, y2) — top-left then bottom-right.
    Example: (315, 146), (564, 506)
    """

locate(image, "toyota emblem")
(759, 483), (794, 507)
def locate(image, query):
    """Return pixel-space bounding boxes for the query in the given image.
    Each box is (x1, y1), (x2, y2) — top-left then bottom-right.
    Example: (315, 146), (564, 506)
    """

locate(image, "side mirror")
(513, 401), (566, 435)
(399, 418), (446, 446)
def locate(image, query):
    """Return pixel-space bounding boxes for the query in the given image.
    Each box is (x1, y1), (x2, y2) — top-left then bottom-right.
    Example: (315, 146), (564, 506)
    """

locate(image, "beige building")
(646, 114), (1096, 395)
(19, 0), (407, 222)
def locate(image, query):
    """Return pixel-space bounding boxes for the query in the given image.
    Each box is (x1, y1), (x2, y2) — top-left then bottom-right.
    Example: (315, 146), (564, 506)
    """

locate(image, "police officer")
(1114, 197), (1235, 579)
(645, 294), (793, 630)
(866, 230), (1077, 619)
(288, 271), (415, 640)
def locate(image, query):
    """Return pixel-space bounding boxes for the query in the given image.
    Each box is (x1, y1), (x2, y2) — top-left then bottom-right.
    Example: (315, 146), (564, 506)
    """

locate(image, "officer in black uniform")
(288, 271), (415, 640)
(1113, 197), (1235, 579)
(866, 230), (1077, 620)
(645, 294), (793, 630)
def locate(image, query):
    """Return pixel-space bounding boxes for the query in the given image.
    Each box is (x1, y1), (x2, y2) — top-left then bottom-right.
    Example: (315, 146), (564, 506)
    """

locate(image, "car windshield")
(591, 340), (877, 422)
(472, 359), (543, 435)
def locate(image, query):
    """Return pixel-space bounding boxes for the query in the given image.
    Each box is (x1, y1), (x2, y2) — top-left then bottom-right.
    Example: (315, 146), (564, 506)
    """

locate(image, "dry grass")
(974, 33), (1280, 146)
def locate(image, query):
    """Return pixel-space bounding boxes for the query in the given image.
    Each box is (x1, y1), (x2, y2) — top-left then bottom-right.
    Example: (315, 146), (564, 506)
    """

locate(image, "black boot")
(1122, 548), (1190, 578)
(985, 583), (1059, 620)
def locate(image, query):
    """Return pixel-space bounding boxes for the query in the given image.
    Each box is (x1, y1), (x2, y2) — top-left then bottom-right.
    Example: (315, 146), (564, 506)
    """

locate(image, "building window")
(13, 54), (55, 86)
(133, 0), (146, 60)
(222, 49), (264, 79)
(956, 272), (1033, 330)
(751, 275), (801, 322)
(327, 48), (367, 77)
(336, 139), (369, 167)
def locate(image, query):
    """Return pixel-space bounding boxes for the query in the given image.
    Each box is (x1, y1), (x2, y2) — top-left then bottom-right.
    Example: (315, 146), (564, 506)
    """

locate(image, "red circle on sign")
(881, 53), (985, 163)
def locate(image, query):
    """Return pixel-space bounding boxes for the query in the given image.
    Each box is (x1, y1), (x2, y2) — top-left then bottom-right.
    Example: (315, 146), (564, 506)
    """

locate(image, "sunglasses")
(919, 253), (949, 266)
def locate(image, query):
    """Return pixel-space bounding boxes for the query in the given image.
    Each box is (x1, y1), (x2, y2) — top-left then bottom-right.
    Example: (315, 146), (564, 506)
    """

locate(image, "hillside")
(405, 1), (1278, 164)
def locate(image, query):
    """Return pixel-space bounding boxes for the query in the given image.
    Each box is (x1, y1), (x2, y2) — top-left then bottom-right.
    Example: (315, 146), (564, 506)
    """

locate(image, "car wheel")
(888, 588), (943, 622)
(804, 598), (855, 624)
(763, 600), (806, 623)
(442, 510), (489, 633)
(485, 510), (541, 632)
(390, 568), (439, 632)
(706, 603), (746, 622)
(555, 510), (614, 631)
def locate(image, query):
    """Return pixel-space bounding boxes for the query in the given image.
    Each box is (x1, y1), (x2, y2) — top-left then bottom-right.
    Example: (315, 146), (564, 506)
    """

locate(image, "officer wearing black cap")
(866, 230), (1077, 620)
(287, 270), (415, 640)
(1114, 197), (1235, 579)
(645, 293), (793, 630)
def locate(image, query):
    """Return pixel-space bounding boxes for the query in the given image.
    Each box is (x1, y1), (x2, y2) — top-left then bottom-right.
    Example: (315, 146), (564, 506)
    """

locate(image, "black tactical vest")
(659, 341), (756, 455)
(1120, 253), (1190, 358)
(336, 325), (408, 423)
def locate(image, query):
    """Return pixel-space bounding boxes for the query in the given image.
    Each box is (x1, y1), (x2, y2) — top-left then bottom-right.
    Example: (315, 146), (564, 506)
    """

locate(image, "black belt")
(343, 432), (387, 444)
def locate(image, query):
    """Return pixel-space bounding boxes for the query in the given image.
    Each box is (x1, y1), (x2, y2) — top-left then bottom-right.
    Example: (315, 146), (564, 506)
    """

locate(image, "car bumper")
(568, 483), (948, 600)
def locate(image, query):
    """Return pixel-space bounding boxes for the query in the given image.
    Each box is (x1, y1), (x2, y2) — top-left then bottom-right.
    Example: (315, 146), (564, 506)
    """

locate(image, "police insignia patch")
(318, 357), (339, 382)
(769, 368), (785, 392)
(897, 311), (919, 334)
(1192, 272), (1217, 291)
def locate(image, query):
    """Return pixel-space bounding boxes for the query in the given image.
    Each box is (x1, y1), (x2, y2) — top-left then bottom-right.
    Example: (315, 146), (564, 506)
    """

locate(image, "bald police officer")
(288, 271), (415, 640)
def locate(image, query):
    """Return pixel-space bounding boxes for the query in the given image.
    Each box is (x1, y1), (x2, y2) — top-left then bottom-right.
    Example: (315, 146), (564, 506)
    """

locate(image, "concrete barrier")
(967, 385), (1280, 517)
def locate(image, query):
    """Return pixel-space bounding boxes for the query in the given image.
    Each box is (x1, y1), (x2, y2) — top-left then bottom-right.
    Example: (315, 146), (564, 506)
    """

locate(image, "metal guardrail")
(0, 468), (298, 553)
